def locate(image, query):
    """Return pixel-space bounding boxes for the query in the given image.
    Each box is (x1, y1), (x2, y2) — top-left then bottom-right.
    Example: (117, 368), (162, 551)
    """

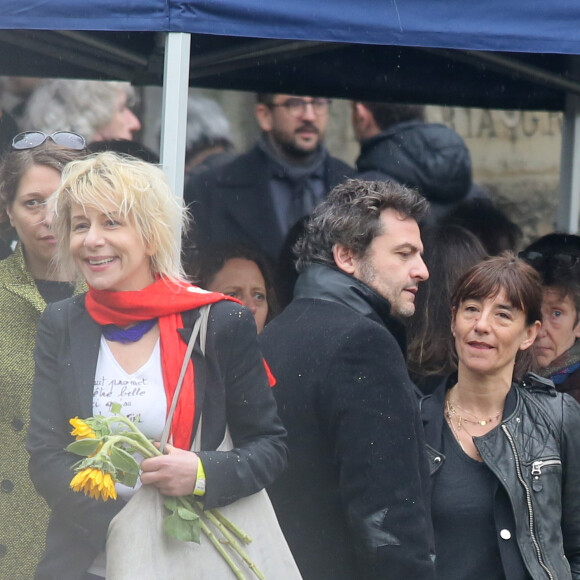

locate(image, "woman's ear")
(144, 237), (157, 257)
(519, 320), (541, 351)
(450, 306), (457, 337)
(5, 206), (14, 228)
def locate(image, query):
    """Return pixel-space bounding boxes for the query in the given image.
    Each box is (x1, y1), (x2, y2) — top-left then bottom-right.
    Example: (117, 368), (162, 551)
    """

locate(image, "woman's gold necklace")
(445, 394), (504, 460)
(445, 400), (476, 456)
(447, 398), (503, 427)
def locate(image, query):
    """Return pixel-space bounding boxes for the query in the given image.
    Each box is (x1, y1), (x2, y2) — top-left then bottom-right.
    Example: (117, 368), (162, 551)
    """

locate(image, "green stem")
(108, 416), (159, 449)
(99, 438), (116, 456)
(113, 434), (161, 459)
(205, 511), (264, 580)
(107, 414), (143, 434)
(198, 515), (246, 580)
(209, 509), (252, 545)
(177, 495), (199, 515)
(106, 415), (163, 457)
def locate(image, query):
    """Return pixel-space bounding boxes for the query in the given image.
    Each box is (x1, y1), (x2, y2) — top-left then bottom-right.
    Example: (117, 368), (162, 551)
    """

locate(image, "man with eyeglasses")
(520, 233), (580, 403)
(184, 93), (354, 264)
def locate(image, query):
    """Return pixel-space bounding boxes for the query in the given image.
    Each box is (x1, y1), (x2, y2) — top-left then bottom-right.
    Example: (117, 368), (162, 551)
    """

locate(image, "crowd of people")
(0, 78), (579, 580)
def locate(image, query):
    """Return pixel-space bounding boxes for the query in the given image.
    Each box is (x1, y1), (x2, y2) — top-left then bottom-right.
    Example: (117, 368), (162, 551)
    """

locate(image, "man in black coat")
(259, 179), (436, 579)
(351, 101), (487, 224)
(184, 93), (354, 262)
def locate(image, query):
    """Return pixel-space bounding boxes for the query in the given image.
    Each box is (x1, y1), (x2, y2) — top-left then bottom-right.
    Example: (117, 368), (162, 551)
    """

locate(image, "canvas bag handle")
(159, 304), (211, 453)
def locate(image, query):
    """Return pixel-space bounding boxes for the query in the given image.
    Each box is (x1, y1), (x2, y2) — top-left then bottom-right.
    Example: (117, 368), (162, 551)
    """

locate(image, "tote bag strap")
(159, 304), (211, 452)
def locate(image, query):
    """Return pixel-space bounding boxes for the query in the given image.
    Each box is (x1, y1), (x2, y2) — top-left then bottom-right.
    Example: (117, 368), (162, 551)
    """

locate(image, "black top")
(432, 423), (505, 580)
(35, 279), (74, 304)
(422, 377), (577, 580)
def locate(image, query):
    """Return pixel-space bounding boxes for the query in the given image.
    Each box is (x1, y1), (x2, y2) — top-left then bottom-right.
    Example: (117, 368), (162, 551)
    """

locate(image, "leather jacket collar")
(294, 262), (407, 354)
(421, 373), (557, 460)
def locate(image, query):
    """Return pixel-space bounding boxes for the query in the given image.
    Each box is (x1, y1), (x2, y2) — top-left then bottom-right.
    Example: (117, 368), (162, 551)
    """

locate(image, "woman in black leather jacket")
(421, 254), (580, 580)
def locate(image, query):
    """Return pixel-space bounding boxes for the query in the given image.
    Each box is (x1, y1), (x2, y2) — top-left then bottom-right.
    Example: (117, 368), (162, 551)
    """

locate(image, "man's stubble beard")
(270, 125), (323, 163)
(356, 256), (415, 319)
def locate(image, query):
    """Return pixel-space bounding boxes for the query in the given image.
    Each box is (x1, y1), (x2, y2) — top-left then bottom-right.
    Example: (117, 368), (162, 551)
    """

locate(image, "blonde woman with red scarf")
(26, 152), (288, 580)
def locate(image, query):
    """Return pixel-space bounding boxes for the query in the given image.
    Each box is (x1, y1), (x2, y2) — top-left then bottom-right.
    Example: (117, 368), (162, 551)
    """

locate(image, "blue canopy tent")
(1, 0), (580, 229)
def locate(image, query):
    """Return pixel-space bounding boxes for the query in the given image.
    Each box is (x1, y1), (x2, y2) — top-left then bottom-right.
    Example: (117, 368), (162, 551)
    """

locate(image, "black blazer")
(27, 295), (287, 580)
(184, 144), (355, 260)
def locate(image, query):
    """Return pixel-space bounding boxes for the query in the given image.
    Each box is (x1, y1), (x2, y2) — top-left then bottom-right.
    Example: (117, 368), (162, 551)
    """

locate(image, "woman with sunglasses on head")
(421, 254), (580, 580)
(26, 152), (288, 580)
(0, 130), (86, 579)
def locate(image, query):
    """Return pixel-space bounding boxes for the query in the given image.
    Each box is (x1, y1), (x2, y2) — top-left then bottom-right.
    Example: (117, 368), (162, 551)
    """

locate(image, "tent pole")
(557, 94), (580, 233)
(160, 32), (191, 200)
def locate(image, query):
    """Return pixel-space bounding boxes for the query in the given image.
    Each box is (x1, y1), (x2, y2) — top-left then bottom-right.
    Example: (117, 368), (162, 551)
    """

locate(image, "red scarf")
(85, 278), (234, 449)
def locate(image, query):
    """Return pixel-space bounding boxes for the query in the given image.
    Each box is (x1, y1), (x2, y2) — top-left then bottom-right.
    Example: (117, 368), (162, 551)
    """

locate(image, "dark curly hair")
(294, 178), (428, 272)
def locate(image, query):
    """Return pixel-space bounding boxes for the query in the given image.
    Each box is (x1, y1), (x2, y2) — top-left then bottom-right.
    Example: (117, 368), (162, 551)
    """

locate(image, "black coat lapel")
(179, 310), (206, 448)
(215, 148), (284, 254)
(69, 299), (102, 418)
(222, 184), (283, 253)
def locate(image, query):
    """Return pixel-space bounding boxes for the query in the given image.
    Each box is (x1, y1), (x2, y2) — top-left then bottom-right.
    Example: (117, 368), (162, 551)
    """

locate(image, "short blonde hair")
(52, 152), (188, 283)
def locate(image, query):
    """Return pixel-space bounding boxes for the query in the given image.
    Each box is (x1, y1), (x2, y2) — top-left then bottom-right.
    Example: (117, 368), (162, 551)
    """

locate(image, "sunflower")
(70, 417), (97, 440)
(70, 467), (117, 501)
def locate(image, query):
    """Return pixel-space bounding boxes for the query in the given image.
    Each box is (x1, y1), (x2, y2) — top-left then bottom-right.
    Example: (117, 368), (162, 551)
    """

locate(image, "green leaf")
(164, 496), (178, 513)
(66, 439), (102, 456)
(111, 402), (122, 414)
(88, 417), (111, 437)
(163, 512), (202, 543)
(116, 470), (139, 488)
(109, 446), (140, 474)
(177, 506), (199, 521)
(189, 520), (201, 544)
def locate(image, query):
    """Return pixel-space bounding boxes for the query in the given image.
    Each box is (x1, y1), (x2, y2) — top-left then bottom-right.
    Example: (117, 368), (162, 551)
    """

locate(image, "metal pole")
(160, 32), (191, 200)
(557, 94), (580, 233)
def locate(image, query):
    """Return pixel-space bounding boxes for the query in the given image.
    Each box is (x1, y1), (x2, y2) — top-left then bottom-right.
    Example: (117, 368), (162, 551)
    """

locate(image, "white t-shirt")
(93, 336), (167, 501)
(88, 337), (167, 578)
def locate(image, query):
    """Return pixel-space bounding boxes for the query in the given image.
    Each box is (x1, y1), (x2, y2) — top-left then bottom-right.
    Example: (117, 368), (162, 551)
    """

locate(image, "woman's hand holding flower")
(140, 444), (199, 496)
(67, 409), (264, 578)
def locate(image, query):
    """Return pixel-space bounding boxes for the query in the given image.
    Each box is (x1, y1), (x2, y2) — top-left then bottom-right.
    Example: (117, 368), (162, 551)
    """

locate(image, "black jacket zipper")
(502, 424), (555, 580)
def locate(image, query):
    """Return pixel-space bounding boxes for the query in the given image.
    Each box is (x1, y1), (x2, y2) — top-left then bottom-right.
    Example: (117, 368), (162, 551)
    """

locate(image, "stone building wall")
(429, 107), (563, 245)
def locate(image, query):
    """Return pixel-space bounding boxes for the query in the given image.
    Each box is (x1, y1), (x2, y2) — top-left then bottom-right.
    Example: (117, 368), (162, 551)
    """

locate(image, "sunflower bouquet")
(67, 404), (264, 580)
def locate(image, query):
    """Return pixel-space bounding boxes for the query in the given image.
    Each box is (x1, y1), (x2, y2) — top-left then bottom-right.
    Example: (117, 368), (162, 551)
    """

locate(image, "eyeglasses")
(12, 131), (87, 151)
(519, 250), (580, 270)
(269, 98), (331, 118)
